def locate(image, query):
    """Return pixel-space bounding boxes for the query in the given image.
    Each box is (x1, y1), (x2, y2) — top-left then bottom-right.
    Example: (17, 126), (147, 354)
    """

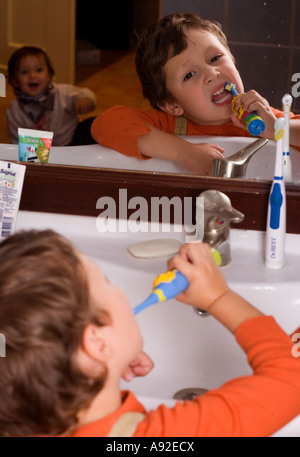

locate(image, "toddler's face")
(14, 54), (51, 97)
(161, 29), (244, 125)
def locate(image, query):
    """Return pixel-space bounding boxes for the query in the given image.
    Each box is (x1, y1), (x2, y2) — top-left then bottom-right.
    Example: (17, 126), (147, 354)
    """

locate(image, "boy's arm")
(289, 119), (300, 147)
(60, 84), (96, 114)
(76, 86), (97, 114)
(91, 106), (224, 175)
(167, 242), (263, 333)
(137, 242), (300, 437)
(138, 125), (224, 175)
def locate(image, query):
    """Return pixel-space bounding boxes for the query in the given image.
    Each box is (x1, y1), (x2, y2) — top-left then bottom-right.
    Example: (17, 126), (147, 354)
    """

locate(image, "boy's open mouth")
(212, 87), (232, 105)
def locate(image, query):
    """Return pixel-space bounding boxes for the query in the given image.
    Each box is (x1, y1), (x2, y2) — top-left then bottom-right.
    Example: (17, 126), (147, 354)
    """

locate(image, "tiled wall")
(161, 0), (300, 114)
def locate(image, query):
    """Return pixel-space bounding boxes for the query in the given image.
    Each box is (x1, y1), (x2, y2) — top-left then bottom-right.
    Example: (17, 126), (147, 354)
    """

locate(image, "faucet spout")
(211, 138), (268, 178)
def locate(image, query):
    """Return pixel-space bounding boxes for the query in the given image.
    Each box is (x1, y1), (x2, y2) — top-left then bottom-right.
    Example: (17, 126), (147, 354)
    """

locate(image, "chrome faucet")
(196, 190), (244, 266)
(211, 138), (268, 178)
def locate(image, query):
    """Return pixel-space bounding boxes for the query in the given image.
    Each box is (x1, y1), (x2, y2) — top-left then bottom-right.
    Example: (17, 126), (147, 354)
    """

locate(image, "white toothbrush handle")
(265, 180), (286, 269)
(283, 153), (293, 182)
(282, 94), (293, 182)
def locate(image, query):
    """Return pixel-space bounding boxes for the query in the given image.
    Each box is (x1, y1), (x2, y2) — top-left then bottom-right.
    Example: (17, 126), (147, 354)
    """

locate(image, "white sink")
(1, 135), (300, 182)
(14, 211), (300, 437)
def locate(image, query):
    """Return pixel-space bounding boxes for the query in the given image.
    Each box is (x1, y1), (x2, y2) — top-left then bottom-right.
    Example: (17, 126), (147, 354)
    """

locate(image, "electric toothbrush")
(265, 117), (286, 269)
(132, 270), (189, 315)
(224, 82), (265, 136)
(133, 248), (222, 315)
(282, 94), (293, 182)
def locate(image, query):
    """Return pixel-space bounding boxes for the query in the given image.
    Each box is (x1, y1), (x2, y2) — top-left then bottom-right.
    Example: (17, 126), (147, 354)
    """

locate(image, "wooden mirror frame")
(20, 162), (300, 234)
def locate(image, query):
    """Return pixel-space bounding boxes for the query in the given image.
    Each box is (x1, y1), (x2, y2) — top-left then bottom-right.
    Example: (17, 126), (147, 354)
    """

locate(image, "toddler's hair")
(135, 12), (234, 110)
(8, 46), (55, 94)
(0, 229), (110, 436)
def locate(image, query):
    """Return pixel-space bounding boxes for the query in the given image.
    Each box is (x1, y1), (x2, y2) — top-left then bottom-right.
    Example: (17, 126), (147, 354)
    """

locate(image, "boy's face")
(82, 255), (143, 374)
(161, 29), (244, 125)
(14, 54), (51, 97)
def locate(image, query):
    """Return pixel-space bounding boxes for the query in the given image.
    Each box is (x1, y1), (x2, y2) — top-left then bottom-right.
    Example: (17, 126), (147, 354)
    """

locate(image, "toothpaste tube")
(18, 128), (53, 163)
(0, 161), (26, 240)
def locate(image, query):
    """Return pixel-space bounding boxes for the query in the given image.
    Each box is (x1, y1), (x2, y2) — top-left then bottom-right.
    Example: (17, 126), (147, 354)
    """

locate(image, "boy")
(7, 46), (97, 146)
(0, 229), (299, 437)
(91, 13), (300, 175)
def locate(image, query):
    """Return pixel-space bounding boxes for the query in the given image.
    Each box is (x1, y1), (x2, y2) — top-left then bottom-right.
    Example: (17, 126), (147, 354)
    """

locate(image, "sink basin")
(14, 211), (300, 437)
(1, 135), (299, 182)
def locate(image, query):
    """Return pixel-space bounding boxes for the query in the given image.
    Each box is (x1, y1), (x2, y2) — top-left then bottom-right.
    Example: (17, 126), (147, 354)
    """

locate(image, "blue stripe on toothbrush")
(269, 183), (283, 230)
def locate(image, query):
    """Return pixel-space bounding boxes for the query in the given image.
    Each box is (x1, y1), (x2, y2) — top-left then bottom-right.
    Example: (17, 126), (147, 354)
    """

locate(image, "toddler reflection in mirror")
(0, 229), (299, 437)
(7, 46), (97, 146)
(91, 13), (300, 175)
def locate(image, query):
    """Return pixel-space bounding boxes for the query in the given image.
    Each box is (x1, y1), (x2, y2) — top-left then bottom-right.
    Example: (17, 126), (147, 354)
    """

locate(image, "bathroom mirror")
(1, 1), (300, 233)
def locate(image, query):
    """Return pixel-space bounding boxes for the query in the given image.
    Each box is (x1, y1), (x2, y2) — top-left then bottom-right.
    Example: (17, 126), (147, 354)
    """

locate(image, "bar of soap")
(128, 239), (182, 258)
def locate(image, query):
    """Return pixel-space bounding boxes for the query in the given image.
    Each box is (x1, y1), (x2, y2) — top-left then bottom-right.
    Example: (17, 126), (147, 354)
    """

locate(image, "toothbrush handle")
(133, 248), (222, 315)
(132, 270), (189, 315)
(153, 270), (189, 300)
(224, 82), (265, 135)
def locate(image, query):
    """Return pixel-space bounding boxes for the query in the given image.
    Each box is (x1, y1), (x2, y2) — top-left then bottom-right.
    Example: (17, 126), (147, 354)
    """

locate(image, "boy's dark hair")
(8, 46), (55, 94)
(0, 229), (110, 436)
(135, 13), (234, 110)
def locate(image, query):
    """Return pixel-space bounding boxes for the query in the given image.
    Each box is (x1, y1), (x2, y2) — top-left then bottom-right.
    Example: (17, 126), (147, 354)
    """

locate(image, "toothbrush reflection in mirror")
(224, 82), (265, 136)
(282, 94), (293, 182)
(133, 247), (222, 315)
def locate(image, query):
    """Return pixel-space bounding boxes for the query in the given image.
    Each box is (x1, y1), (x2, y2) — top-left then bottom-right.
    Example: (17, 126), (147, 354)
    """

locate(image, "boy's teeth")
(212, 88), (231, 104)
(213, 93), (231, 104)
(213, 88), (225, 96)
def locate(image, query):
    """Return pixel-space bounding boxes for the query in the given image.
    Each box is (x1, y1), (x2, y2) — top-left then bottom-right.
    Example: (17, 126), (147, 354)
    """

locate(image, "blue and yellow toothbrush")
(224, 82), (265, 136)
(133, 248), (222, 315)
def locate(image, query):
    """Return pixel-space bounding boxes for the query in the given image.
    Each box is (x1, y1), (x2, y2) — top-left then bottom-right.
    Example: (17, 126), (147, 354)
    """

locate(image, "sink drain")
(173, 387), (208, 401)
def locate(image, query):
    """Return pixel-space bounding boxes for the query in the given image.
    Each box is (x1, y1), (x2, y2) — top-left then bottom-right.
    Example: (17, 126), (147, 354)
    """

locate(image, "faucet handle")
(196, 190), (244, 266)
(197, 190), (244, 224)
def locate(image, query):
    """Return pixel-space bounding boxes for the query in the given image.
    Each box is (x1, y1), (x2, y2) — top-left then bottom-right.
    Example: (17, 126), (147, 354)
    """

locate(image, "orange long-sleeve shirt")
(70, 316), (300, 437)
(91, 106), (300, 159)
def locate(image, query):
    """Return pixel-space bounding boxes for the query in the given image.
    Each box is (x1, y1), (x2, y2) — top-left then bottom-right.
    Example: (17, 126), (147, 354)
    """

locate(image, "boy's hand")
(176, 142), (224, 175)
(138, 126), (223, 175)
(168, 241), (263, 333)
(167, 241), (229, 312)
(231, 90), (277, 139)
(121, 351), (154, 382)
(76, 97), (93, 115)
